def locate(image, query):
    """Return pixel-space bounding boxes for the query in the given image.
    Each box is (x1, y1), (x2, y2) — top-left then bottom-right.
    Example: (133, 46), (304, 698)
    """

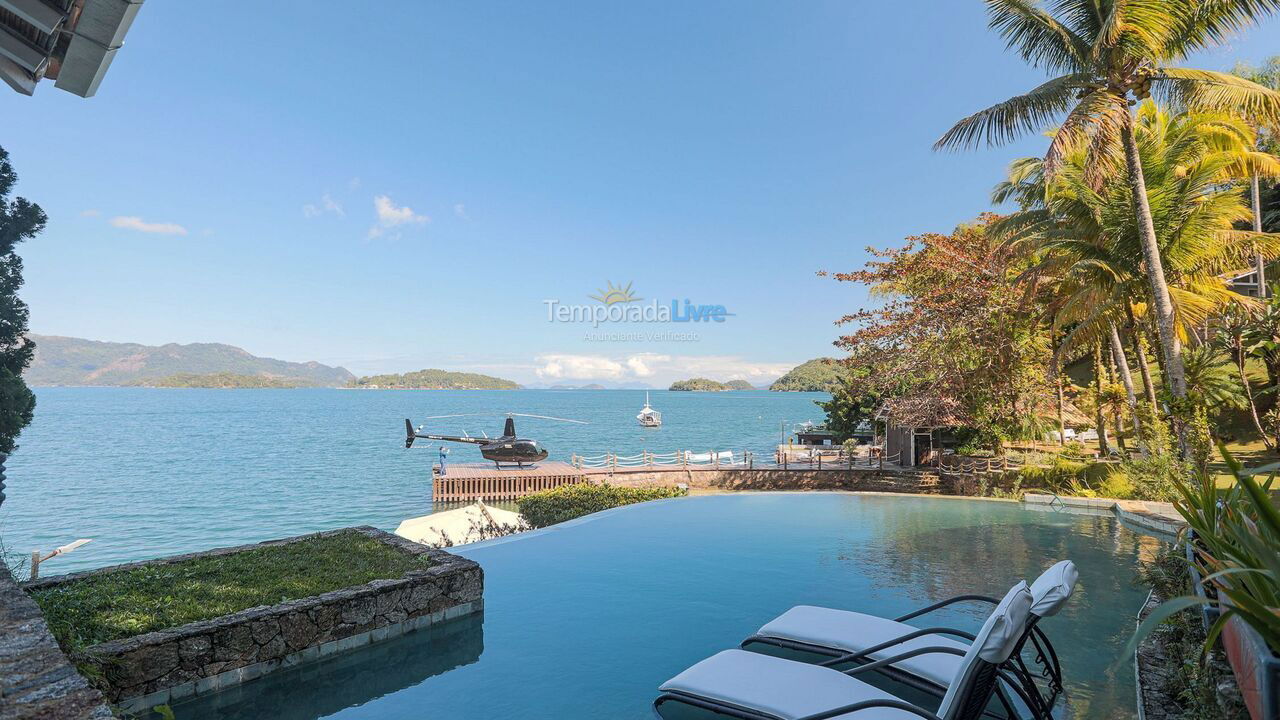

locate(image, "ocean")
(0, 387), (829, 574)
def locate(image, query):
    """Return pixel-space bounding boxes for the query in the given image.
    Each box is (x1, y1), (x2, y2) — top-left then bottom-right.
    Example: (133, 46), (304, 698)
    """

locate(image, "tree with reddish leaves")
(824, 215), (1055, 453)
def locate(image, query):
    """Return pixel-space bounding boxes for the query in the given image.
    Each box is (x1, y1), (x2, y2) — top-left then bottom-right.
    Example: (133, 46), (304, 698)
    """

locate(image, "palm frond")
(987, 0), (1091, 72)
(1155, 67), (1280, 125)
(936, 74), (1090, 150)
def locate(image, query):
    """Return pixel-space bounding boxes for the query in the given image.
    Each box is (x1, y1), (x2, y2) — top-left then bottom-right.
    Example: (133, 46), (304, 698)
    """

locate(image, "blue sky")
(3, 2), (1279, 386)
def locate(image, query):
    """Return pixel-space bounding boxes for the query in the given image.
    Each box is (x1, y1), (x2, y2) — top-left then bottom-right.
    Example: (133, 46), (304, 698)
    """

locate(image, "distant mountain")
(547, 383), (607, 390)
(27, 335), (354, 387)
(349, 368), (521, 390)
(725, 379), (755, 390)
(770, 358), (844, 392)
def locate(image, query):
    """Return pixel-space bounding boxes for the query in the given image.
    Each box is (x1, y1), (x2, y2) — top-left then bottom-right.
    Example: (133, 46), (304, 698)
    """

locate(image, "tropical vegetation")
(349, 368), (520, 390)
(516, 483), (687, 528)
(769, 358), (846, 392)
(669, 377), (737, 391)
(821, 9), (1280, 498)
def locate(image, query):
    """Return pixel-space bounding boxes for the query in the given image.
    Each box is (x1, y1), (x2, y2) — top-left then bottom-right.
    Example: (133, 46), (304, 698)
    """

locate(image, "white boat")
(637, 392), (662, 427)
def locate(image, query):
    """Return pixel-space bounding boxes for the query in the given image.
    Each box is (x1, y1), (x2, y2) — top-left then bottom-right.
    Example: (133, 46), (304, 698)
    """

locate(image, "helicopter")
(404, 413), (587, 468)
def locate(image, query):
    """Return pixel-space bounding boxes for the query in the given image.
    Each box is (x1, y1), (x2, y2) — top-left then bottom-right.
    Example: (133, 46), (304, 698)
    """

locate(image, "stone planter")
(23, 526), (483, 714)
(1219, 598), (1280, 720)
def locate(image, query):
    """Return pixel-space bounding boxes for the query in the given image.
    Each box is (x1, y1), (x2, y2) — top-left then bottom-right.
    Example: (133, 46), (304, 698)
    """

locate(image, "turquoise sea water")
(170, 493), (1158, 719)
(1, 387), (830, 573)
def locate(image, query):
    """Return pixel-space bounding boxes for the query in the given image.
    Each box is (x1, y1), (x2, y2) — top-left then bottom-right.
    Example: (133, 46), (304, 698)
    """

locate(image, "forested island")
(348, 369), (521, 390)
(126, 373), (313, 389)
(669, 378), (754, 391)
(769, 358), (844, 392)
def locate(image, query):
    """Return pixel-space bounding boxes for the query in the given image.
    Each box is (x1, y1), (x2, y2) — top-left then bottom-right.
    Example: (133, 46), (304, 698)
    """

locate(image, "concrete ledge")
(605, 467), (944, 494)
(1024, 493), (1184, 537)
(25, 526), (483, 713)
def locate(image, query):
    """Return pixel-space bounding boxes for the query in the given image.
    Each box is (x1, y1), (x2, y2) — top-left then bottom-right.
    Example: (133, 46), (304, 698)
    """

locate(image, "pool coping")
(452, 490), (1183, 556)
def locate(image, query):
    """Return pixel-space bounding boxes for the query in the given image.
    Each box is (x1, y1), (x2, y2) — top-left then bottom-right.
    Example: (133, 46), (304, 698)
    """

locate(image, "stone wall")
(23, 526), (483, 714)
(602, 467), (944, 494)
(0, 571), (113, 719)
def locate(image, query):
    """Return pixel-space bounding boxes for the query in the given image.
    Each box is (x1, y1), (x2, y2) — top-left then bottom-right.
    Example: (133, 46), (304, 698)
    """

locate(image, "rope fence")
(569, 448), (906, 471)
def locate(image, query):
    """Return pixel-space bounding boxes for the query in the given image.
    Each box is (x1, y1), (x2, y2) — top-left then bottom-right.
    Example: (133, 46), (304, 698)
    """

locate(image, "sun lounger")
(654, 581), (1034, 720)
(739, 561), (1078, 719)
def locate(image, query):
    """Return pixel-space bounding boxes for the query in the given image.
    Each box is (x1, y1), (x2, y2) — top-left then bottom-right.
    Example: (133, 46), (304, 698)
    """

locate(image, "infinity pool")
(169, 493), (1161, 719)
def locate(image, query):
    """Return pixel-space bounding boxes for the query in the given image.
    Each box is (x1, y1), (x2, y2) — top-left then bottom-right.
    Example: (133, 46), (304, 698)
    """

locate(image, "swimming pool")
(169, 493), (1162, 719)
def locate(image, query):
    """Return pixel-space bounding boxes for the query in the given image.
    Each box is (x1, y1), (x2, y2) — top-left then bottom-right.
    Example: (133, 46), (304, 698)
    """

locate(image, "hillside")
(769, 358), (845, 392)
(349, 369), (521, 390)
(125, 373), (312, 389)
(725, 379), (755, 390)
(27, 335), (354, 387)
(669, 378), (731, 391)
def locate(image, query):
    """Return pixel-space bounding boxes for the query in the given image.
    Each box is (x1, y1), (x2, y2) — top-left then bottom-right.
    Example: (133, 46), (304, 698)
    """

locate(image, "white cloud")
(303, 193), (344, 219)
(80, 209), (100, 217)
(626, 353), (668, 377)
(367, 195), (428, 239)
(109, 216), (188, 235)
(454, 203), (469, 220)
(533, 352), (794, 385)
(534, 354), (626, 380)
(348, 177), (362, 190)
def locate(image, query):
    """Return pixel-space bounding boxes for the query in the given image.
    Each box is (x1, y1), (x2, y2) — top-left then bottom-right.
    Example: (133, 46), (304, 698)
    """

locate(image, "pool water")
(169, 493), (1162, 719)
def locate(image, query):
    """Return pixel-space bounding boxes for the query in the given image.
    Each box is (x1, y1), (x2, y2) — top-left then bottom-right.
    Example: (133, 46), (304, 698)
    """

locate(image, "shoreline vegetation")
(768, 358), (844, 392)
(124, 372), (315, 389)
(347, 368), (521, 390)
(669, 378), (754, 391)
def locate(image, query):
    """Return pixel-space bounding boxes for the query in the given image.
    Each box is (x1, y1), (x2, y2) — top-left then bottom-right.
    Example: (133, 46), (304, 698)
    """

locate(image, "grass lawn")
(28, 530), (430, 651)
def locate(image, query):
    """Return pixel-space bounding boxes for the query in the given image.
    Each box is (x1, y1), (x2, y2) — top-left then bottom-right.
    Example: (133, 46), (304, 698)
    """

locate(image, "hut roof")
(878, 387), (1090, 429)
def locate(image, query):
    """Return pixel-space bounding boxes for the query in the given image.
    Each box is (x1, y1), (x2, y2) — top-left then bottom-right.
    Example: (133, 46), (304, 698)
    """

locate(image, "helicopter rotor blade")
(507, 412), (589, 424)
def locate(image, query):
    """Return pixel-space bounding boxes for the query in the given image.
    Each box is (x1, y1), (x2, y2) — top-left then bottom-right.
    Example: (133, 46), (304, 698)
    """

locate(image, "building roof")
(877, 387), (1090, 429)
(1, 0), (144, 97)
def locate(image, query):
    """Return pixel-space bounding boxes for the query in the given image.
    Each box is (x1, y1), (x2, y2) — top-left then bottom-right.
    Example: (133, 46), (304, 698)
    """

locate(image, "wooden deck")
(432, 462), (587, 502)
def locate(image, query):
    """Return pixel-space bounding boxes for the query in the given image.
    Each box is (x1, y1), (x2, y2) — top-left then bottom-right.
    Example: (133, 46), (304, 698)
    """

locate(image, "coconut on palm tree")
(939, 0), (1280, 443)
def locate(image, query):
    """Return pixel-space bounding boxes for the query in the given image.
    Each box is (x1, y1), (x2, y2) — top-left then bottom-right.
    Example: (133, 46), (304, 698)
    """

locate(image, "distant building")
(1227, 267), (1267, 298)
(1, 0), (144, 97)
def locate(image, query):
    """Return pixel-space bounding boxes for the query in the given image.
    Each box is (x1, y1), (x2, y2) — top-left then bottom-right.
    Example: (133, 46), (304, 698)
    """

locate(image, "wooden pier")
(432, 462), (588, 502)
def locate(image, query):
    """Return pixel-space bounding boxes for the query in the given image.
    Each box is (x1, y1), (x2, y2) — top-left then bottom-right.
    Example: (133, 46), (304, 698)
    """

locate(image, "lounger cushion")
(660, 649), (928, 720)
(1028, 560), (1078, 618)
(757, 605), (970, 689)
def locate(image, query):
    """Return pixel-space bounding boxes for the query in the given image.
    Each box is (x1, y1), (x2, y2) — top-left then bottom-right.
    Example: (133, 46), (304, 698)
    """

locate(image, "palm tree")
(1183, 345), (1248, 412)
(939, 0), (1280, 420)
(997, 103), (1280, 453)
(1231, 56), (1280, 295)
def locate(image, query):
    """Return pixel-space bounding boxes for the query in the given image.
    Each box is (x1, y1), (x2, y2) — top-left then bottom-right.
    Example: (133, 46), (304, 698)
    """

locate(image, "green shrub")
(1017, 458), (1136, 497)
(1115, 454), (1186, 502)
(1095, 470), (1137, 500)
(517, 483), (687, 528)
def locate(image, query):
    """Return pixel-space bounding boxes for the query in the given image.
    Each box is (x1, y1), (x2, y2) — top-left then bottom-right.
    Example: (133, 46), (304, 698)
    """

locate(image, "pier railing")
(569, 448), (905, 471)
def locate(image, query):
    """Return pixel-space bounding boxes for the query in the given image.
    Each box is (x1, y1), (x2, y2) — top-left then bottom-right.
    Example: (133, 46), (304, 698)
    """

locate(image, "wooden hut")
(877, 390), (1090, 467)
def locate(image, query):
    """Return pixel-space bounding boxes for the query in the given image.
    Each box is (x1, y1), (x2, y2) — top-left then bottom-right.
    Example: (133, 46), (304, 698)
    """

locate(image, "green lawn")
(28, 530), (429, 651)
